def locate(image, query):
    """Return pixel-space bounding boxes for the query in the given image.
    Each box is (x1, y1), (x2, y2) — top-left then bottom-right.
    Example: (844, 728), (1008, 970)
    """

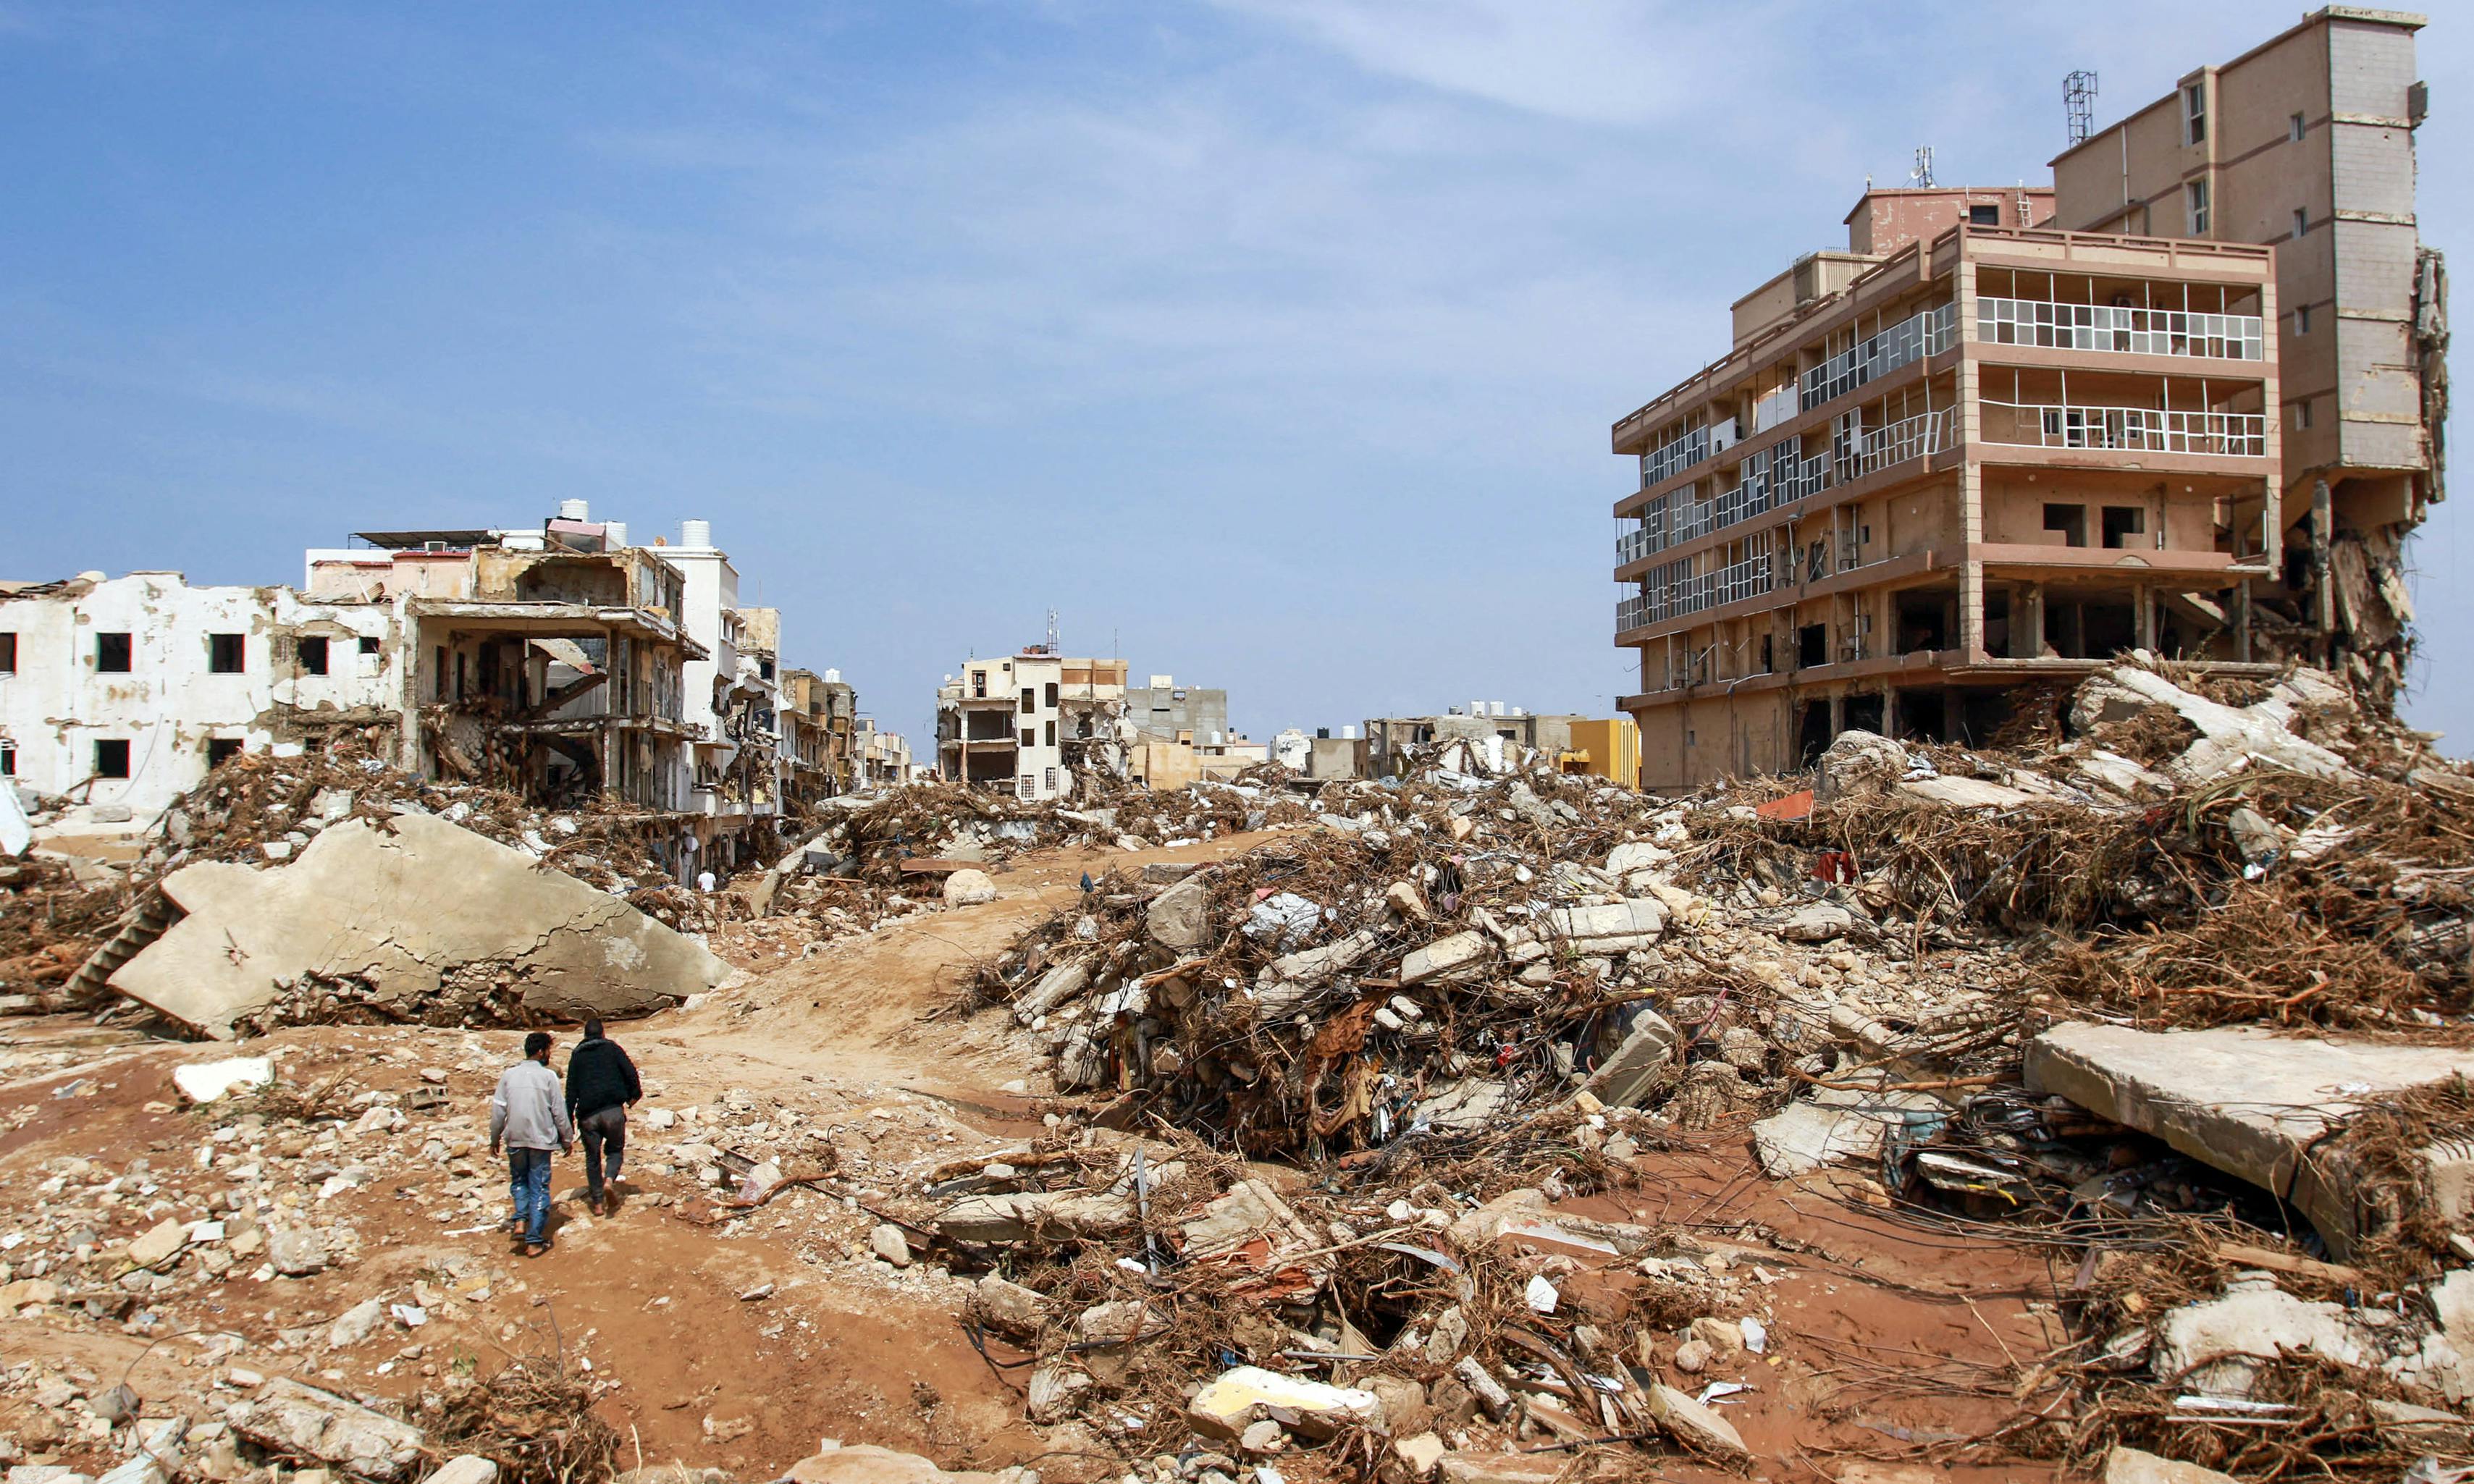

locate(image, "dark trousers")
(506, 1147), (553, 1244)
(578, 1106), (627, 1198)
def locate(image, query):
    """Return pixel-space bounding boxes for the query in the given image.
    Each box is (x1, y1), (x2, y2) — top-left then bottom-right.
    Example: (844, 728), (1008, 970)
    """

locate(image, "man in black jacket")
(565, 1020), (642, 1215)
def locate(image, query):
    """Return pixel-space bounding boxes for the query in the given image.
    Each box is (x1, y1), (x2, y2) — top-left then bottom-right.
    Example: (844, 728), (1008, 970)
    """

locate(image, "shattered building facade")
(307, 520), (708, 822)
(2049, 5), (2445, 704)
(936, 649), (1132, 800)
(1366, 707), (1593, 777)
(0, 573), (405, 822)
(1612, 7), (2444, 790)
(780, 666), (859, 805)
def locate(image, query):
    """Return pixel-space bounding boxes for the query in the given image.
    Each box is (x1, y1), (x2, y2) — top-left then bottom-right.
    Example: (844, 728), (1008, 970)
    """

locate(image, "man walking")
(565, 1019), (642, 1215)
(489, 1030), (573, 1257)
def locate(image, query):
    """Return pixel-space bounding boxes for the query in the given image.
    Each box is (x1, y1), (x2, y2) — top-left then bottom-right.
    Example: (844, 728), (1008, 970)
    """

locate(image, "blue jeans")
(507, 1147), (554, 1245)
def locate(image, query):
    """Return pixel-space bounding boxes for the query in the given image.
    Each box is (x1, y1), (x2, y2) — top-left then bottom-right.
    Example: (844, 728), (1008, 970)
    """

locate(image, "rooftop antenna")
(2066, 69), (2099, 147)
(1045, 606), (1060, 654)
(1909, 146), (1935, 188)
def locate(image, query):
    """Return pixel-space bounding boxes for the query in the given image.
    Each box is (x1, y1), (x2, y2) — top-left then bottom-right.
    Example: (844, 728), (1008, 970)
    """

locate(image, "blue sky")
(4, 1), (2468, 751)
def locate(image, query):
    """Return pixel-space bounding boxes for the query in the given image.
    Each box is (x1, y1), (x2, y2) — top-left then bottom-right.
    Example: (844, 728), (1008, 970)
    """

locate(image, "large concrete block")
(2026, 1023), (2474, 1256)
(109, 814), (725, 1039)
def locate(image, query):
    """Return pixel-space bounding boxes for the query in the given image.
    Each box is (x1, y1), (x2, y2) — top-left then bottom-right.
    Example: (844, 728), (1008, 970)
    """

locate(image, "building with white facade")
(935, 649), (1131, 801)
(0, 572), (403, 822)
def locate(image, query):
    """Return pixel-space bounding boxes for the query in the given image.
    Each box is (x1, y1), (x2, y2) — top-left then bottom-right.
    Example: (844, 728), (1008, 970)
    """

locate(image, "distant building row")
(0, 505), (913, 877)
(934, 652), (1263, 800)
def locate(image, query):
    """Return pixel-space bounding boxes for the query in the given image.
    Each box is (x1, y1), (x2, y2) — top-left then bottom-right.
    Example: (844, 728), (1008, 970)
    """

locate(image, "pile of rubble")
(799, 777), (1314, 888)
(2, 741), (736, 1037)
(910, 658), (2474, 1477)
(974, 754), (2009, 1158)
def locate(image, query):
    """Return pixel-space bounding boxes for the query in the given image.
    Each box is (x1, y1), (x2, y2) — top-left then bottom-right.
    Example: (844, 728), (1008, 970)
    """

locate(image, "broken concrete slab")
(1752, 1087), (1936, 1178)
(227, 1378), (426, 1482)
(109, 814), (728, 1040)
(2026, 1022), (2474, 1256)
(1146, 877), (1212, 951)
(1581, 1006), (1677, 1108)
(2102, 1448), (2239, 1484)
(783, 1445), (998, 1484)
(1187, 1366), (1382, 1441)
(1895, 775), (2042, 809)
(1398, 931), (1489, 986)
(1011, 960), (1090, 1025)
(2153, 1278), (2370, 1397)
(2069, 665), (2354, 785)
(933, 1190), (1133, 1244)
(1412, 1079), (1507, 1131)
(1644, 1382), (1750, 1464)
(1540, 898), (1666, 953)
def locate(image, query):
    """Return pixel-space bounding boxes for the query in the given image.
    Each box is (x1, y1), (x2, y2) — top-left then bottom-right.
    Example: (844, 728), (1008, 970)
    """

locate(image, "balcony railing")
(1977, 298), (2265, 361)
(1801, 303), (1955, 410)
(1979, 400), (2268, 457)
(1617, 593), (1649, 633)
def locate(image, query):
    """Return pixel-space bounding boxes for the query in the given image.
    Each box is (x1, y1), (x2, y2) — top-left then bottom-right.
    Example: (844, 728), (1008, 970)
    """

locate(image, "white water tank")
(559, 499), (590, 522)
(825, 667), (841, 682)
(681, 519), (712, 548)
(603, 520), (628, 548)
(1341, 725), (1358, 740)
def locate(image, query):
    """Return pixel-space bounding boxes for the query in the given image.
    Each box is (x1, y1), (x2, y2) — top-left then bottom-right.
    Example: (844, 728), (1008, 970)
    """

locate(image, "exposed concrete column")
(2232, 579), (2253, 663)
(2020, 583), (2047, 659)
(2311, 477), (2334, 644)
(2134, 583), (2156, 652)
(1827, 690), (1845, 738)
(1882, 686), (1902, 740)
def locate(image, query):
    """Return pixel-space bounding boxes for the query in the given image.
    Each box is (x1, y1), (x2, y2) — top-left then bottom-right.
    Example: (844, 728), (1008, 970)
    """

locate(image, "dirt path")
(660, 831), (1287, 1104)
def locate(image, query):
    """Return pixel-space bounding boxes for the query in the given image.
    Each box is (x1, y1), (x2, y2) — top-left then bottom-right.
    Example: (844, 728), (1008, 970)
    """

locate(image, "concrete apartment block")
(1610, 190), (2283, 790)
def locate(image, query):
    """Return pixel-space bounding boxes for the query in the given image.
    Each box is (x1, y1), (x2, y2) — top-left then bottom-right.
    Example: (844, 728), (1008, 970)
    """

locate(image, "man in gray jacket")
(489, 1031), (573, 1256)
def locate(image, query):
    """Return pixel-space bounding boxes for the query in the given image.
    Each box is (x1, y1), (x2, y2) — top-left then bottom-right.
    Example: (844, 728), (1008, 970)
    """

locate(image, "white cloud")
(1205, 0), (1770, 126)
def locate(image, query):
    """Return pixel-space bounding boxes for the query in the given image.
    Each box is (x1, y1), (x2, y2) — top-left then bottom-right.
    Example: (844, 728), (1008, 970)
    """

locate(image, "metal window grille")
(1800, 303), (1956, 410)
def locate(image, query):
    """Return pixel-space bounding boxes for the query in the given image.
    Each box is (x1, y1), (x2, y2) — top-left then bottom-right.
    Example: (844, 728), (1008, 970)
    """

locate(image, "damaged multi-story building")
(936, 647), (1134, 800)
(1610, 6), (2441, 789)
(2048, 6), (2445, 705)
(0, 572), (406, 823)
(308, 515), (704, 819)
(305, 507), (822, 872)
(780, 667), (859, 805)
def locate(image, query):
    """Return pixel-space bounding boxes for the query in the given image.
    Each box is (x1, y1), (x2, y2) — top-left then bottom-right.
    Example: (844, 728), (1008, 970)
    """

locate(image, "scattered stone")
(942, 869), (998, 907)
